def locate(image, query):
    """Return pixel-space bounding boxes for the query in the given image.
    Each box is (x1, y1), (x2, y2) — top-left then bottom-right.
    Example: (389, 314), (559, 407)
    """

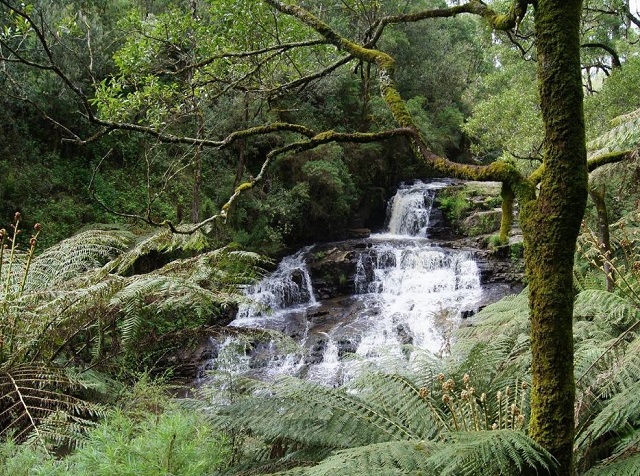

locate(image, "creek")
(203, 180), (508, 388)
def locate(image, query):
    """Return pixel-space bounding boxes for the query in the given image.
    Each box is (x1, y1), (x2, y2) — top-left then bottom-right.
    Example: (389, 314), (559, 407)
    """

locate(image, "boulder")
(461, 209), (502, 236)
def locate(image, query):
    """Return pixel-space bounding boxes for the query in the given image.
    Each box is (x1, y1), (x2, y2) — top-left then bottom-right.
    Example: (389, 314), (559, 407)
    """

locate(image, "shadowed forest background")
(1, 0), (640, 475)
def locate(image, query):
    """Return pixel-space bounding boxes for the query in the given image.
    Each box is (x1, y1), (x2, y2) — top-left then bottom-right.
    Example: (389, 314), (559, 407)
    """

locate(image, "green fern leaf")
(584, 452), (640, 476)
(427, 430), (555, 476)
(289, 440), (439, 475)
(0, 363), (102, 446)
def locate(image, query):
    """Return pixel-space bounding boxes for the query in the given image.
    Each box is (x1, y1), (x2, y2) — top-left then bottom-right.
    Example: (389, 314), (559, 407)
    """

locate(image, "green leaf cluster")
(0, 381), (230, 476)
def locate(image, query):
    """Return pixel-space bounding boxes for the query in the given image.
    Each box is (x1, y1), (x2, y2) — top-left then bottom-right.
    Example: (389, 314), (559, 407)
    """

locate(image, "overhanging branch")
(264, 0), (530, 189)
(166, 128), (415, 234)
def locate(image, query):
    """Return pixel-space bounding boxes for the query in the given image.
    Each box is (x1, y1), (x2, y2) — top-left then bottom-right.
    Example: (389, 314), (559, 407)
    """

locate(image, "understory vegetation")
(2, 0), (640, 474)
(2, 201), (640, 474)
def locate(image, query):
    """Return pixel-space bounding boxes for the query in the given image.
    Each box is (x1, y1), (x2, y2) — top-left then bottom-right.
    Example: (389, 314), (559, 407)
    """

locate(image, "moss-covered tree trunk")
(522, 1), (587, 474)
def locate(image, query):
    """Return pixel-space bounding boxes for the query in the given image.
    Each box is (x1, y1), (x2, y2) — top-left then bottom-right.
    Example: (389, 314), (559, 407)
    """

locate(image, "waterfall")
(352, 244), (480, 362)
(207, 180), (482, 387)
(233, 247), (316, 326)
(384, 180), (446, 236)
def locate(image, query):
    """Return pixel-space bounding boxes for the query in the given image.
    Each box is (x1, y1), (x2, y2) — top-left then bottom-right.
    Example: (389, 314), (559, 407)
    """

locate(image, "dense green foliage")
(0, 378), (231, 475)
(0, 0), (493, 251)
(1, 0), (640, 474)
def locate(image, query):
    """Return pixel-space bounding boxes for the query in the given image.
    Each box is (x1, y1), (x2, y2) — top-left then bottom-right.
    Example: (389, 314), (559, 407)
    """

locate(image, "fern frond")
(286, 440), (439, 475)
(574, 289), (640, 401)
(588, 107), (640, 155)
(26, 229), (134, 290)
(107, 227), (211, 275)
(211, 376), (420, 450)
(584, 452), (640, 476)
(427, 430), (555, 476)
(455, 291), (530, 343)
(575, 289), (640, 330)
(575, 379), (640, 456)
(350, 372), (441, 438)
(0, 363), (101, 446)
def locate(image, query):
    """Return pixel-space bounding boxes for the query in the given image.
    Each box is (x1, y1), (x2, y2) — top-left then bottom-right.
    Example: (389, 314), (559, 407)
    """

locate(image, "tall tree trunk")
(522, 1), (587, 474)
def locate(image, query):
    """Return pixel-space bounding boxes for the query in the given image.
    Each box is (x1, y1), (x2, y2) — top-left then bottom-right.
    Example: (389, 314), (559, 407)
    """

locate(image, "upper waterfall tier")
(384, 180), (447, 236)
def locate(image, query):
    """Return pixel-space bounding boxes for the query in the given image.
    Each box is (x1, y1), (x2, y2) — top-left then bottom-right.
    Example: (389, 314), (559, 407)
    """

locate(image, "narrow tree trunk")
(589, 185), (614, 291)
(522, 1), (587, 474)
(190, 104), (204, 223)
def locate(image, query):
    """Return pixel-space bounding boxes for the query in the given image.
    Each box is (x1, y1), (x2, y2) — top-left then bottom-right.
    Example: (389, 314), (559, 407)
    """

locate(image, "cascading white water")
(351, 245), (480, 362)
(210, 180), (483, 387)
(384, 180), (445, 236)
(233, 247), (316, 326)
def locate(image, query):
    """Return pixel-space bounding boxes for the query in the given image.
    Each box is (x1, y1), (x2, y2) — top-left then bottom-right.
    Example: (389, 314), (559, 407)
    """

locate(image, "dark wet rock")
(336, 338), (359, 357)
(396, 323), (414, 345)
(307, 246), (361, 299)
(461, 309), (475, 319)
(280, 310), (309, 339)
(426, 205), (456, 240)
(347, 228), (371, 239)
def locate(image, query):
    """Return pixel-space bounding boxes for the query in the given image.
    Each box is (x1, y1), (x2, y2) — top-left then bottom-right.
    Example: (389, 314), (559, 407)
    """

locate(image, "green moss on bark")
(499, 183), (514, 243)
(523, 1), (587, 474)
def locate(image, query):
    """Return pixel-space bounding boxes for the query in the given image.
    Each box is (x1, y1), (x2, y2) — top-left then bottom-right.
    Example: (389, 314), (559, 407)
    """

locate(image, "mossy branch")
(366, 0), (531, 45)
(527, 149), (634, 186)
(587, 149), (636, 172)
(69, 121), (316, 148)
(160, 128), (415, 235)
(527, 149), (636, 187)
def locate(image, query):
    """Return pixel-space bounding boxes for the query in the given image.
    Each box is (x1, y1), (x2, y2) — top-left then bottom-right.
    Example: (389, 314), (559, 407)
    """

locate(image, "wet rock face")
(306, 244), (367, 299)
(425, 205), (456, 241)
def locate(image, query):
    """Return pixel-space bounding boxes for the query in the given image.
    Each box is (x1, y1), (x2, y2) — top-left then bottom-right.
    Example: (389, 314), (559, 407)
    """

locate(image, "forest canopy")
(1, 1), (640, 475)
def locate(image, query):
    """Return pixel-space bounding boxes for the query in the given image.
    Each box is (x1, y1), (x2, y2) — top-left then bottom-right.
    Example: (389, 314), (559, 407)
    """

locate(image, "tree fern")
(0, 364), (103, 447)
(205, 365), (540, 474)
(572, 277), (640, 473)
(588, 107), (640, 156)
(574, 289), (640, 399)
(0, 221), (265, 446)
(575, 289), (640, 330)
(438, 291), (532, 414)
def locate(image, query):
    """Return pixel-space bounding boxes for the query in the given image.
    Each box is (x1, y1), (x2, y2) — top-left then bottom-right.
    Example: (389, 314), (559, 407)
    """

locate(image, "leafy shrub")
(0, 407), (230, 476)
(1, 376), (230, 476)
(436, 188), (470, 222)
